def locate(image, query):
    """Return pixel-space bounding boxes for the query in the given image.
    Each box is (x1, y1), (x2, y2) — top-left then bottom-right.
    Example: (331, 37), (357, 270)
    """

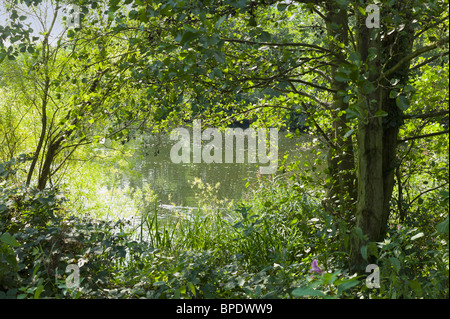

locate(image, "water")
(98, 130), (322, 214)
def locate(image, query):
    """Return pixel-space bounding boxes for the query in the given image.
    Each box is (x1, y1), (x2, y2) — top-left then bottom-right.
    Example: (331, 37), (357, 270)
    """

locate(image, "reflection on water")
(103, 131), (320, 210)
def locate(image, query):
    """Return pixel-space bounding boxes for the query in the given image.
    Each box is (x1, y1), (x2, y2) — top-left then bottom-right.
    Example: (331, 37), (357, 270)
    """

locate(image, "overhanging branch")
(410, 51), (449, 70)
(222, 38), (332, 54)
(398, 129), (449, 143)
(402, 110), (449, 120)
(410, 181), (450, 206)
(383, 36), (449, 78)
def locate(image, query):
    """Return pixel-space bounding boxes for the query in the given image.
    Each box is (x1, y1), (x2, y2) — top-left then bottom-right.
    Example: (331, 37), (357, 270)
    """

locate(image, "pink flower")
(397, 225), (402, 230)
(309, 259), (323, 275)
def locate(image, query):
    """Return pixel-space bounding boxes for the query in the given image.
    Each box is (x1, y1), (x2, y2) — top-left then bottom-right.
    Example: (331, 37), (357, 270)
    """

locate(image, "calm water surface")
(100, 131), (322, 213)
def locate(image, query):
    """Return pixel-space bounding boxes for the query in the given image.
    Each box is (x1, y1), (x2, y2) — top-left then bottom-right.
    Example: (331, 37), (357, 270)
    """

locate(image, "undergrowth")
(0, 158), (448, 299)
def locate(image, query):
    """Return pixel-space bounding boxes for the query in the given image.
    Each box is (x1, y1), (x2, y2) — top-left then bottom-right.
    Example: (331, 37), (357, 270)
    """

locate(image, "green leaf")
(34, 284), (44, 299)
(374, 110), (388, 117)
(343, 129), (354, 139)
(187, 282), (196, 296)
(368, 47), (378, 61)
(349, 51), (361, 65)
(335, 0), (348, 8)
(410, 232), (424, 241)
(0, 52), (7, 63)
(292, 287), (326, 297)
(277, 3), (288, 11)
(389, 257), (401, 272)
(0, 232), (21, 247)
(215, 15), (227, 28)
(439, 190), (449, 201)
(409, 280), (422, 294)
(343, 95), (352, 103)
(389, 90), (399, 99)
(152, 281), (166, 286)
(437, 217), (449, 235)
(248, 17), (257, 27)
(232, 0), (248, 9)
(337, 279), (360, 294)
(180, 31), (200, 46)
(361, 245), (368, 261)
(335, 74), (350, 82)
(404, 85), (416, 93)
(360, 80), (376, 94)
(213, 51), (226, 63)
(396, 95), (410, 111)
(345, 108), (362, 119)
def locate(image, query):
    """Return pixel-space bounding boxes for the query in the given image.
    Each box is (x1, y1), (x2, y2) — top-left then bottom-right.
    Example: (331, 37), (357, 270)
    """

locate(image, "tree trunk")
(37, 137), (62, 190)
(323, 2), (357, 220)
(26, 76), (49, 186)
(350, 1), (415, 270)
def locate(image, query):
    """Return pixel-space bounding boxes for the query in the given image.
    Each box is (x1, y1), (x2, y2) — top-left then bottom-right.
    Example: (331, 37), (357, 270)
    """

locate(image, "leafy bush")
(0, 174), (137, 298)
(371, 222), (449, 299)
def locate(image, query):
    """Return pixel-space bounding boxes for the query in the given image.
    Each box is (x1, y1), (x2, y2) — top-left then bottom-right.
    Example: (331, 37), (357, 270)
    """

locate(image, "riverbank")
(1, 172), (448, 299)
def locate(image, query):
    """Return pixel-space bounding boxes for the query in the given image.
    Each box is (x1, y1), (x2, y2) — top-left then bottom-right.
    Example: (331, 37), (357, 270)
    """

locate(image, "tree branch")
(222, 38), (332, 54)
(282, 78), (337, 93)
(409, 181), (449, 206)
(402, 110), (449, 120)
(410, 51), (449, 70)
(273, 85), (332, 108)
(383, 36), (449, 78)
(398, 129), (449, 143)
(414, 15), (449, 38)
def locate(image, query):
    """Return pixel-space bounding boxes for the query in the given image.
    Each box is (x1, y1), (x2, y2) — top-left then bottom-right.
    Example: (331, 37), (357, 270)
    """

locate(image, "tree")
(100, 0), (447, 269)
(0, 0), (146, 190)
(1, 0), (448, 270)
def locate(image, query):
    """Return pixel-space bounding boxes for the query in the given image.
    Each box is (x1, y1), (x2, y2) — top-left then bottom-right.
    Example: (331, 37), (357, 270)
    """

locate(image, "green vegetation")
(1, 155), (448, 299)
(1, 0), (448, 299)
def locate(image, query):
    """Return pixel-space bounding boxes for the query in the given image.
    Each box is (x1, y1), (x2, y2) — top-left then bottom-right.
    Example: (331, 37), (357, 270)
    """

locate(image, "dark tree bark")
(323, 1), (357, 220)
(350, 1), (416, 270)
